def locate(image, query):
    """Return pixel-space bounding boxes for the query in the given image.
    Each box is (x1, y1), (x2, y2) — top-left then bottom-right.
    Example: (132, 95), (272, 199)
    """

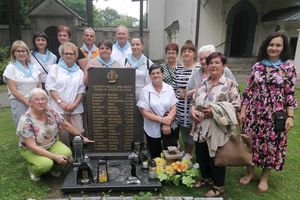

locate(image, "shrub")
(0, 46), (10, 84)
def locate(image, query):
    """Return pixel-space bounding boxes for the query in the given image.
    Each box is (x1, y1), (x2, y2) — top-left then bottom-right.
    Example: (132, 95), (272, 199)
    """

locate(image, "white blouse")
(31, 51), (57, 83)
(137, 82), (178, 138)
(45, 64), (86, 114)
(3, 62), (40, 99)
(125, 57), (153, 101)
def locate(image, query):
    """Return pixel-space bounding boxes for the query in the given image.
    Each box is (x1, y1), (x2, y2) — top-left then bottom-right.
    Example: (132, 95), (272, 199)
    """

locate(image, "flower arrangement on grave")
(154, 157), (199, 187)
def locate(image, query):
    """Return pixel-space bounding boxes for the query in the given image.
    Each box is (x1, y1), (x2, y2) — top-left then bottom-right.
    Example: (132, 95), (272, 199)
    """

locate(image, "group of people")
(2, 24), (297, 198)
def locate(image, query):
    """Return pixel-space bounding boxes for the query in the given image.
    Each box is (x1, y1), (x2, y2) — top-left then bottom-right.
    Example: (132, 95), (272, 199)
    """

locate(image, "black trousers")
(145, 127), (179, 158)
(195, 141), (225, 187)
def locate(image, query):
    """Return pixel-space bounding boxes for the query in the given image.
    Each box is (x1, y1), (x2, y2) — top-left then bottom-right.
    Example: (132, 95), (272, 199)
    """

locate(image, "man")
(80, 27), (99, 60)
(111, 25), (132, 66)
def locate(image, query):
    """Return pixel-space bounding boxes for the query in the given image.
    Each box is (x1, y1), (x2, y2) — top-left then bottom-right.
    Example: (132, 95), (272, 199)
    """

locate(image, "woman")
(125, 36), (153, 101)
(239, 31), (297, 192)
(190, 52), (240, 197)
(53, 25), (86, 69)
(17, 88), (93, 181)
(173, 40), (200, 158)
(45, 42), (86, 146)
(3, 40), (41, 127)
(84, 40), (122, 84)
(161, 43), (181, 85)
(31, 31), (57, 90)
(137, 64), (178, 158)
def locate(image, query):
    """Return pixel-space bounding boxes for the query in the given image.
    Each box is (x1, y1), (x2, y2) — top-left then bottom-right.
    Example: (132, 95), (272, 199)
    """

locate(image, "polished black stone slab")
(61, 159), (162, 193)
(86, 68), (141, 156)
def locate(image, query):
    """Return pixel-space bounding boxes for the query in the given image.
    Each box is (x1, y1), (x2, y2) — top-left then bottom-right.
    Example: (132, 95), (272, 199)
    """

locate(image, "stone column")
(294, 29), (300, 81)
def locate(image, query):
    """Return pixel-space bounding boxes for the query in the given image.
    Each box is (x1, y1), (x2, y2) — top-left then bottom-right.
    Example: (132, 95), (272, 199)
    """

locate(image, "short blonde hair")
(28, 88), (48, 100)
(59, 42), (78, 59)
(10, 40), (31, 63)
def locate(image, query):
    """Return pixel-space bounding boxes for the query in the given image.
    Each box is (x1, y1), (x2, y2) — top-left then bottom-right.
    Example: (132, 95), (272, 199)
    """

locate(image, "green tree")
(99, 7), (119, 26)
(111, 15), (138, 27)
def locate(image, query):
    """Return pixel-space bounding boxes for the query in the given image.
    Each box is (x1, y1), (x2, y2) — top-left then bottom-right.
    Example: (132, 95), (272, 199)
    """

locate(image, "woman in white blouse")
(3, 40), (41, 127)
(125, 36), (153, 102)
(31, 31), (57, 90)
(137, 64), (178, 158)
(46, 42), (86, 146)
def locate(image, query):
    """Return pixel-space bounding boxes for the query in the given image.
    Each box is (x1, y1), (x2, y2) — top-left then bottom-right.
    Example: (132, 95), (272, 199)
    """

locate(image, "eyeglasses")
(63, 52), (75, 56)
(15, 50), (27, 54)
(31, 97), (48, 103)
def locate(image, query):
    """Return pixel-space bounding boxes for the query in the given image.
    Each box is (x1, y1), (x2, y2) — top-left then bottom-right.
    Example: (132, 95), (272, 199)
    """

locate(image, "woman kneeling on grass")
(16, 88), (94, 181)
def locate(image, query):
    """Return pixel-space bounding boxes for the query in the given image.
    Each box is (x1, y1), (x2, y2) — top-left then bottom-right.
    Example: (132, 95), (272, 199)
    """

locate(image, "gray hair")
(198, 44), (216, 54)
(28, 88), (48, 100)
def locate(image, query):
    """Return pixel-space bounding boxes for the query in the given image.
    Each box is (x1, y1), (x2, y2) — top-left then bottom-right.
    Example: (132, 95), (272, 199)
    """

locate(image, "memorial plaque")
(86, 68), (139, 156)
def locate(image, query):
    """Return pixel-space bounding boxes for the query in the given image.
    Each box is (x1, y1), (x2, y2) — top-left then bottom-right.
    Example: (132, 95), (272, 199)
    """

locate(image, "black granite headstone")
(86, 68), (140, 157)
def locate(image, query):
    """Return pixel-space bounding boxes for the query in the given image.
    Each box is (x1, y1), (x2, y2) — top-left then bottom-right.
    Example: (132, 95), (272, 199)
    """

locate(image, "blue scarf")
(58, 60), (79, 74)
(115, 41), (130, 52)
(33, 49), (51, 62)
(14, 60), (34, 78)
(81, 43), (98, 59)
(126, 54), (147, 69)
(96, 56), (114, 68)
(261, 59), (284, 69)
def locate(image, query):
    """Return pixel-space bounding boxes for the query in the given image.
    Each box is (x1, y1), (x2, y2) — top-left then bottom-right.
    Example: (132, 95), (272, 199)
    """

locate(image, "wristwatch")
(57, 99), (62, 104)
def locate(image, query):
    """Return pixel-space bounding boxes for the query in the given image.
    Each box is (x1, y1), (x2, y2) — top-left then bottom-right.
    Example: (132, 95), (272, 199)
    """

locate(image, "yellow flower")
(156, 165), (164, 174)
(165, 164), (175, 175)
(154, 157), (166, 167)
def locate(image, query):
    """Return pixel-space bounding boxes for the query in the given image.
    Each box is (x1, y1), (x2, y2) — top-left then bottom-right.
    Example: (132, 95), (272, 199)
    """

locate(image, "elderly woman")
(17, 88), (93, 181)
(45, 42), (86, 146)
(239, 31), (297, 192)
(137, 64), (178, 158)
(84, 40), (122, 84)
(31, 31), (57, 90)
(190, 52), (240, 197)
(3, 40), (41, 127)
(161, 43), (181, 85)
(173, 40), (200, 158)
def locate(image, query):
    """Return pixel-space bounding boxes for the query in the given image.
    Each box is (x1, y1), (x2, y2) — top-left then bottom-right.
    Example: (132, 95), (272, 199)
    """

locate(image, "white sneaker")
(29, 169), (40, 181)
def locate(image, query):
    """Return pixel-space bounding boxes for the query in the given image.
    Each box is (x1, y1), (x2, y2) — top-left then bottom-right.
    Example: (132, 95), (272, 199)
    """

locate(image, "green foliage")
(63, 0), (86, 19)
(133, 191), (153, 200)
(0, 47), (10, 84)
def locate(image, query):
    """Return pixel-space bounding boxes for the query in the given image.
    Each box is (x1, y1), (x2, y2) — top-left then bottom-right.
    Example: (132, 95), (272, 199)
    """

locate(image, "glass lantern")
(97, 159), (108, 183)
(139, 143), (150, 171)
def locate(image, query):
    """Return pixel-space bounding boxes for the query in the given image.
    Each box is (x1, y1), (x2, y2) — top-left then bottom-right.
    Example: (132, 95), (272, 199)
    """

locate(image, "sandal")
(193, 178), (213, 188)
(204, 185), (224, 197)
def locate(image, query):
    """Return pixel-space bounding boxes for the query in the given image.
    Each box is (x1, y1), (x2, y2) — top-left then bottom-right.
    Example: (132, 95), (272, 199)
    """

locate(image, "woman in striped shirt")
(173, 40), (200, 158)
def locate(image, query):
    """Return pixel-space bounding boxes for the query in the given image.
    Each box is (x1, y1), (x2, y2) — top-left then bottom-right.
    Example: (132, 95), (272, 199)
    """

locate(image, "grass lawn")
(0, 88), (299, 199)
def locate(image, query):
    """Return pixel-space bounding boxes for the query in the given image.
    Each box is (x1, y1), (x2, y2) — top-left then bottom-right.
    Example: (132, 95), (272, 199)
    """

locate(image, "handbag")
(273, 110), (287, 132)
(214, 133), (253, 167)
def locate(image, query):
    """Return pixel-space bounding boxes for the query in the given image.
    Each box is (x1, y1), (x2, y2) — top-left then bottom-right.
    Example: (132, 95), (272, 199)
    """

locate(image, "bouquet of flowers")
(154, 157), (199, 187)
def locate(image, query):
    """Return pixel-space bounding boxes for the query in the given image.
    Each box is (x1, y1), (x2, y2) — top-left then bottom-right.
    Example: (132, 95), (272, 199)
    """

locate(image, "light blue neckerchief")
(96, 56), (115, 68)
(261, 59), (284, 69)
(115, 41), (130, 52)
(33, 49), (51, 62)
(14, 60), (34, 78)
(126, 54), (147, 69)
(81, 43), (98, 59)
(58, 59), (79, 74)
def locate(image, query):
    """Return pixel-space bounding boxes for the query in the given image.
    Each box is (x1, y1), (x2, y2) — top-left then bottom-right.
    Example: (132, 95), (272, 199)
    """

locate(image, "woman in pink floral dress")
(239, 31), (297, 192)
